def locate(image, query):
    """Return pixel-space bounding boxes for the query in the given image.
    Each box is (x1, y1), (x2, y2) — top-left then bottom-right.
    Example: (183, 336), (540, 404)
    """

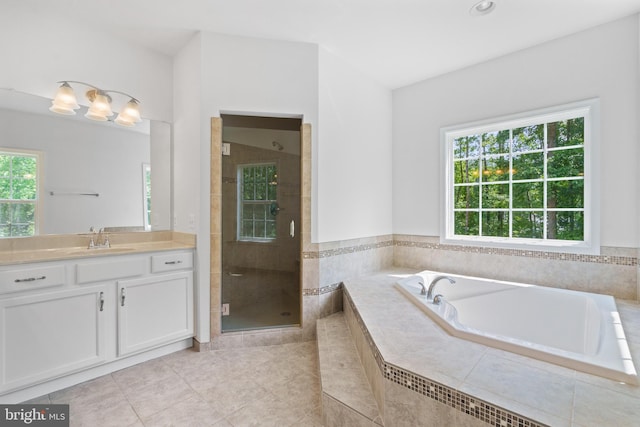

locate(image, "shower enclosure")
(220, 114), (301, 331)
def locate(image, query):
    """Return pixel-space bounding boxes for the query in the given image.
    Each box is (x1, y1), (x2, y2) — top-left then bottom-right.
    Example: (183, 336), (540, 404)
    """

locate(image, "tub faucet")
(427, 276), (456, 303)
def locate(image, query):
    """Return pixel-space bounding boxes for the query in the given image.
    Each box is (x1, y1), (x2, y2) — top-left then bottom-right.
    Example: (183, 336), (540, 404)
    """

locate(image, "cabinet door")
(0, 285), (108, 393)
(117, 271), (193, 357)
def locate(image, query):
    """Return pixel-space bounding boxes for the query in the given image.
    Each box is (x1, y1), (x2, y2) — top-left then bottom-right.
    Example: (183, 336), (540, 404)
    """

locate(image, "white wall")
(0, 109), (149, 234)
(393, 15), (639, 248)
(172, 33), (205, 339)
(0, 10), (173, 122)
(173, 32), (321, 341)
(199, 32), (320, 238)
(173, 34), (203, 236)
(150, 121), (172, 231)
(172, 31), (395, 340)
(317, 48), (393, 242)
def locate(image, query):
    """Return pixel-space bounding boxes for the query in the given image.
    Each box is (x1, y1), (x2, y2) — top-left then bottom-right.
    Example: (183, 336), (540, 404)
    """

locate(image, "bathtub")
(395, 271), (638, 385)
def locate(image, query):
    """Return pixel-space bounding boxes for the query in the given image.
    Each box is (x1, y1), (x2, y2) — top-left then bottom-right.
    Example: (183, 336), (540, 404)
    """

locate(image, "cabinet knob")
(99, 292), (105, 312)
(121, 288), (126, 307)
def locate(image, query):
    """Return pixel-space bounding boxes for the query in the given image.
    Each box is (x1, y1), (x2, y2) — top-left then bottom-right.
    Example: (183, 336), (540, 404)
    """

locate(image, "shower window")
(237, 163), (278, 242)
(442, 99), (599, 254)
(0, 149), (40, 237)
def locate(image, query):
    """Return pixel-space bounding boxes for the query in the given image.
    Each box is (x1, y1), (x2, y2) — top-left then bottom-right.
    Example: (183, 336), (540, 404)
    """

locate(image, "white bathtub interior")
(396, 271), (638, 385)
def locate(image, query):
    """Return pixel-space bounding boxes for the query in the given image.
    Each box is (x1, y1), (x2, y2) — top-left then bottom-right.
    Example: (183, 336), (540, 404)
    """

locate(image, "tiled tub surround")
(317, 312), (384, 426)
(394, 235), (638, 300)
(207, 230), (638, 350)
(343, 270), (640, 427)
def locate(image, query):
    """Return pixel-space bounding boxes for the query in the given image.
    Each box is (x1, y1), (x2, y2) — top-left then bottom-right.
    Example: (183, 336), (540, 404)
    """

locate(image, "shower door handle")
(289, 220), (295, 238)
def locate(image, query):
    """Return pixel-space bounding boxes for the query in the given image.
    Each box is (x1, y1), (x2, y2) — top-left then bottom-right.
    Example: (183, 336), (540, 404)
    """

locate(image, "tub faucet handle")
(418, 280), (427, 295)
(433, 294), (444, 305)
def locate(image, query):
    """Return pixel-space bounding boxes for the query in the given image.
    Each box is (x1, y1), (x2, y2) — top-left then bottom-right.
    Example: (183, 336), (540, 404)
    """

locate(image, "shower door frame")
(210, 116), (311, 340)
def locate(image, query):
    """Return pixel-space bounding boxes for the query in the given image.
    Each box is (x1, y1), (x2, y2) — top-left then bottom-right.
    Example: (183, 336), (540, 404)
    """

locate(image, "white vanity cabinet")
(117, 252), (194, 356)
(117, 271), (193, 356)
(0, 249), (194, 399)
(0, 284), (109, 393)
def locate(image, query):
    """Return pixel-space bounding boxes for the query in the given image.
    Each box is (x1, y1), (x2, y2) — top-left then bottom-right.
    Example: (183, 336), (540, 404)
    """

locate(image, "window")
(142, 163), (151, 231)
(442, 99), (599, 253)
(238, 163), (278, 242)
(0, 149), (41, 237)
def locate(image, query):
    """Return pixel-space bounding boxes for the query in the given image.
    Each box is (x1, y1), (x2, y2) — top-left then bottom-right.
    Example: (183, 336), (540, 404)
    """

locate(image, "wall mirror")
(0, 88), (171, 237)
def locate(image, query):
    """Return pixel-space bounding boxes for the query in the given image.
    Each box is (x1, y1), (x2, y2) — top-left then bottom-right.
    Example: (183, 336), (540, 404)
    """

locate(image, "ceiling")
(7, 0), (640, 88)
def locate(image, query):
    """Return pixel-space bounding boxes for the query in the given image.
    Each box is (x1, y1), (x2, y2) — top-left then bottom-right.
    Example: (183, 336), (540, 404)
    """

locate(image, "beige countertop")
(0, 231), (196, 266)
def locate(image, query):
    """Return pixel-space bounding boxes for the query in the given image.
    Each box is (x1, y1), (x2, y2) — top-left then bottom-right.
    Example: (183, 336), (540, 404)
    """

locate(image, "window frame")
(440, 99), (600, 254)
(236, 162), (278, 243)
(0, 147), (42, 237)
(142, 163), (151, 231)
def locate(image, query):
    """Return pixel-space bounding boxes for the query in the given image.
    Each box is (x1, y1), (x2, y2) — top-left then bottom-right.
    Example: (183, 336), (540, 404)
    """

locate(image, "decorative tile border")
(344, 289), (548, 427)
(303, 240), (394, 259)
(302, 282), (342, 296)
(302, 236), (636, 266)
(395, 239), (637, 266)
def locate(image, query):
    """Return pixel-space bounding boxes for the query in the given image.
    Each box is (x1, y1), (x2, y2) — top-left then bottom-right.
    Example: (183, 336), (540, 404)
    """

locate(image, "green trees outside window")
(0, 152), (38, 237)
(452, 117), (585, 242)
(238, 163), (278, 241)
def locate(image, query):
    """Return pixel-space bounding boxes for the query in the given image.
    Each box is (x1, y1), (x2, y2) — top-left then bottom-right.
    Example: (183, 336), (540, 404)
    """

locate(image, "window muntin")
(443, 100), (597, 252)
(0, 150), (40, 237)
(237, 163), (278, 242)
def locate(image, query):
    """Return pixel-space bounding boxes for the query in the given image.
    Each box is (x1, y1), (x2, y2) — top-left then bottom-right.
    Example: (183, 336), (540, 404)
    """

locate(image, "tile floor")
(27, 341), (323, 427)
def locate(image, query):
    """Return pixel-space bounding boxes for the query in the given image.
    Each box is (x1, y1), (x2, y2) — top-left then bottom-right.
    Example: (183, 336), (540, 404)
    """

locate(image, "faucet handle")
(433, 294), (444, 305)
(418, 280), (427, 295)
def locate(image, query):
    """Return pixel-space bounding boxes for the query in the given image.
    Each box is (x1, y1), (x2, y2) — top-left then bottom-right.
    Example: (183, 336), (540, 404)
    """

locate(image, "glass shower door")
(220, 114), (301, 332)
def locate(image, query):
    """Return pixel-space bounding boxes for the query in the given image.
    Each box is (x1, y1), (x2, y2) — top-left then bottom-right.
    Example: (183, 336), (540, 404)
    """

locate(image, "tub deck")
(344, 269), (640, 427)
(395, 272), (637, 384)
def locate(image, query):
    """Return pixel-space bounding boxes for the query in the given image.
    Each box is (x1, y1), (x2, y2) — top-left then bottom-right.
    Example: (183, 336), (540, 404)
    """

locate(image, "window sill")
(441, 235), (600, 256)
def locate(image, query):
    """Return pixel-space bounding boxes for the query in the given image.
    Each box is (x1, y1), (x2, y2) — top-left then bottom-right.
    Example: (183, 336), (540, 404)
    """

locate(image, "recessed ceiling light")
(470, 1), (496, 16)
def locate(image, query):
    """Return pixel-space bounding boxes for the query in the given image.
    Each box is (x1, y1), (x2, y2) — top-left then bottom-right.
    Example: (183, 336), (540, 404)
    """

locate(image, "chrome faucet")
(427, 276), (455, 303)
(88, 226), (111, 249)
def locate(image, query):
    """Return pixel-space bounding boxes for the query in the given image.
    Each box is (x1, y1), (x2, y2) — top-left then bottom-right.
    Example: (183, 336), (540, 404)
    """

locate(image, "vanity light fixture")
(49, 81), (142, 127)
(469, 0), (496, 16)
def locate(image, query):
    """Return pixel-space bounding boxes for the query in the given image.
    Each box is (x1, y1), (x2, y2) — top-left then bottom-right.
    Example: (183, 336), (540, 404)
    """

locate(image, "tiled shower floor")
(26, 341), (322, 427)
(222, 294), (301, 332)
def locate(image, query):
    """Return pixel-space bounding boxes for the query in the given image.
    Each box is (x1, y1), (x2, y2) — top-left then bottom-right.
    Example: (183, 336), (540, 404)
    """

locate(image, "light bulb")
(49, 82), (79, 115)
(85, 92), (113, 121)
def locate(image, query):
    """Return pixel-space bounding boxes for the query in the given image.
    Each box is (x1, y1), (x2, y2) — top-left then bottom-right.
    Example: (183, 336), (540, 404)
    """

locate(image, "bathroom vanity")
(0, 233), (195, 403)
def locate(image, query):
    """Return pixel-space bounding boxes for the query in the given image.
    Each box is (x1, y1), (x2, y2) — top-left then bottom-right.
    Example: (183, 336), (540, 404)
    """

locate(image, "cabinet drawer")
(151, 252), (193, 273)
(0, 265), (66, 295)
(77, 258), (146, 284)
